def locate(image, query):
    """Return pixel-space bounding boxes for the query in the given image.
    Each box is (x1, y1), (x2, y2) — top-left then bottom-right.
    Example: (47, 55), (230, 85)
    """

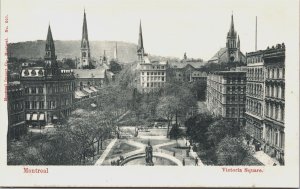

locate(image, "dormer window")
(31, 70), (36, 76)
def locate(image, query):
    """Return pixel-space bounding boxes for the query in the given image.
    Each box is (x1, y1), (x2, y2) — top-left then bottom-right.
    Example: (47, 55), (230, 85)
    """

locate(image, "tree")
(109, 60), (122, 74)
(169, 124), (185, 146)
(206, 119), (241, 147)
(216, 136), (252, 165)
(185, 113), (215, 147)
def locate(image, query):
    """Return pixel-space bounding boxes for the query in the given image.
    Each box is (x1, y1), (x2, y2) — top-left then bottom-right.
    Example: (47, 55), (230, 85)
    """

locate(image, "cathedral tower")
(226, 14), (239, 62)
(137, 20), (145, 63)
(80, 9), (91, 68)
(44, 24), (57, 69)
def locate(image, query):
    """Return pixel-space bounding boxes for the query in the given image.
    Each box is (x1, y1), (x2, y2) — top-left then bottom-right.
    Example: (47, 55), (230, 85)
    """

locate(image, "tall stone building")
(208, 14), (246, 64)
(7, 82), (26, 140)
(245, 43), (285, 164)
(20, 25), (75, 125)
(79, 9), (91, 68)
(206, 70), (246, 125)
(138, 21), (167, 93)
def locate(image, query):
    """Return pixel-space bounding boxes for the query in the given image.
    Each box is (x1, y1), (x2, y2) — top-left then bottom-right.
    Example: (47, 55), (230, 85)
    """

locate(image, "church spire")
(80, 9), (91, 69)
(138, 20), (144, 52)
(81, 9), (89, 48)
(228, 13), (236, 37)
(45, 24), (57, 68)
(45, 24), (55, 54)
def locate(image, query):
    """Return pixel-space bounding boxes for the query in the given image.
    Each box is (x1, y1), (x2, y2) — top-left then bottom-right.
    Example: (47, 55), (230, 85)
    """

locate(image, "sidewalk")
(94, 138), (117, 165)
(253, 151), (280, 166)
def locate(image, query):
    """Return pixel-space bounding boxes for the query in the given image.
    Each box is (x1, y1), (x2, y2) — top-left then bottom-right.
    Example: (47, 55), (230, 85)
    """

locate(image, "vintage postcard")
(0, 0), (299, 187)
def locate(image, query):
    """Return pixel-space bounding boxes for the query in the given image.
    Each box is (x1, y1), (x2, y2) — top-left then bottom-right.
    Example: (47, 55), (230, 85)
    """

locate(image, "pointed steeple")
(138, 20), (144, 52)
(45, 24), (55, 54)
(80, 9), (91, 68)
(227, 13), (236, 38)
(81, 9), (89, 49)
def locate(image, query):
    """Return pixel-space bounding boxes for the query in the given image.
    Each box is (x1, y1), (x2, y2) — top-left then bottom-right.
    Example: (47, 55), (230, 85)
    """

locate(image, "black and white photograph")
(0, 0), (299, 187)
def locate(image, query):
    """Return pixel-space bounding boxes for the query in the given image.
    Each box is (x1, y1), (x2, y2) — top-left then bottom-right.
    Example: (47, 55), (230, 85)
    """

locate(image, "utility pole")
(255, 16), (257, 51)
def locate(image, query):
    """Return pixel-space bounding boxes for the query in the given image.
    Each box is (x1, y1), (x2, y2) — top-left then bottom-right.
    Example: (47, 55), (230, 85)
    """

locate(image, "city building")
(208, 14), (246, 64)
(20, 25), (75, 125)
(137, 21), (168, 93)
(245, 43), (285, 163)
(7, 82), (26, 140)
(206, 70), (246, 125)
(79, 9), (91, 69)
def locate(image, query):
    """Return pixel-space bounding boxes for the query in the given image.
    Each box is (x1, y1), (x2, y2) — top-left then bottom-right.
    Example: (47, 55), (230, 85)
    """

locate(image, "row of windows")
(265, 102), (285, 122)
(142, 72), (165, 76)
(141, 65), (165, 70)
(225, 107), (245, 118)
(25, 87), (44, 94)
(266, 84), (285, 99)
(266, 67), (285, 80)
(247, 56), (263, 64)
(246, 99), (263, 117)
(141, 76), (165, 82)
(25, 100), (69, 109)
(247, 67), (264, 81)
(247, 83), (263, 98)
(265, 126), (284, 148)
(142, 82), (165, 88)
(9, 101), (24, 112)
(226, 96), (246, 103)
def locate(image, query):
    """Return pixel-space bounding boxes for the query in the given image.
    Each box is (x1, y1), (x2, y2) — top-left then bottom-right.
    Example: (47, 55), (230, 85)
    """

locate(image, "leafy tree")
(156, 96), (178, 137)
(109, 60), (122, 74)
(216, 136), (252, 165)
(169, 124), (185, 146)
(185, 113), (215, 147)
(206, 119), (241, 147)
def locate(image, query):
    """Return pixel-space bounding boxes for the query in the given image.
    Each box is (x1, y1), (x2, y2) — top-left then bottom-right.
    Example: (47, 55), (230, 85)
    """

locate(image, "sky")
(2, 0), (298, 60)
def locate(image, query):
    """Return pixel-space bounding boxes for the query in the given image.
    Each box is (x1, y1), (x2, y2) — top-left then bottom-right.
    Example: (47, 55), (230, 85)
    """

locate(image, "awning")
(83, 87), (94, 94)
(32, 114), (38, 121)
(75, 90), (89, 98)
(26, 114), (31, 121)
(91, 103), (97, 107)
(39, 113), (45, 121)
(90, 86), (98, 92)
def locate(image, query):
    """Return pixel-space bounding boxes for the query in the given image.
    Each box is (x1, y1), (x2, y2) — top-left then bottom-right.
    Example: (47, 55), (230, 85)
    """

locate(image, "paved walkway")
(94, 138), (117, 166)
(253, 151), (280, 166)
(95, 131), (204, 166)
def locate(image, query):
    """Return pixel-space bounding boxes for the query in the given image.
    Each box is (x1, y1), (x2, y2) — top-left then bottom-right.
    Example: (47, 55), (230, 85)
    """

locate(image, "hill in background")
(8, 40), (139, 63)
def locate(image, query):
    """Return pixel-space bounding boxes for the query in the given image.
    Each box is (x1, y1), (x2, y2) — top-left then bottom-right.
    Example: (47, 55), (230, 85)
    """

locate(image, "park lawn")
(159, 143), (189, 153)
(104, 140), (138, 161)
(135, 138), (170, 146)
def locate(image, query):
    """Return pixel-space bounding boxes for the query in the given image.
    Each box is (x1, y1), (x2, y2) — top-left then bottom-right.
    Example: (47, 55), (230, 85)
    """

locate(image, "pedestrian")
(173, 151), (176, 157)
(195, 157), (198, 166)
(182, 158), (185, 166)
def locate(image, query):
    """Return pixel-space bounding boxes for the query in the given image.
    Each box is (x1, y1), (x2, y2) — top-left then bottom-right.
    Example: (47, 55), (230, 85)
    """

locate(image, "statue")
(145, 140), (154, 166)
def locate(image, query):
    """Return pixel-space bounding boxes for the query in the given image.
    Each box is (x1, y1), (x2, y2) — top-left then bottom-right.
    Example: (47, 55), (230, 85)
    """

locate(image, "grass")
(135, 138), (169, 146)
(105, 140), (138, 160)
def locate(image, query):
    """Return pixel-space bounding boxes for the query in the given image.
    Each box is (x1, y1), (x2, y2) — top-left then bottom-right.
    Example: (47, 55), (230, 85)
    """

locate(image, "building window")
(39, 101), (44, 109)
(38, 87), (43, 94)
(31, 88), (36, 94)
(25, 101), (30, 109)
(162, 77), (165, 81)
(142, 72), (144, 75)
(25, 88), (29, 94)
(32, 101), (37, 109)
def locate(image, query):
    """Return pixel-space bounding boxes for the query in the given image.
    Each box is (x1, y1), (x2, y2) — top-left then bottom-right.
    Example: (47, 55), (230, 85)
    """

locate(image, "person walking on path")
(182, 158), (185, 166)
(195, 157), (198, 166)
